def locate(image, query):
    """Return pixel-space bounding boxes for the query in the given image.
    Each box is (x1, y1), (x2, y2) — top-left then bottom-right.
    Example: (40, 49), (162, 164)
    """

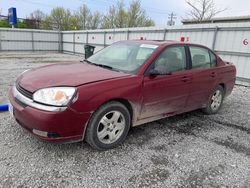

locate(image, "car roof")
(119, 40), (176, 46)
(118, 40), (209, 48)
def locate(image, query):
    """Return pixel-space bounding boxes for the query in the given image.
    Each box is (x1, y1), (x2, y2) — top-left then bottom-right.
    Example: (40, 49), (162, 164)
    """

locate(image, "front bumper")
(8, 87), (91, 143)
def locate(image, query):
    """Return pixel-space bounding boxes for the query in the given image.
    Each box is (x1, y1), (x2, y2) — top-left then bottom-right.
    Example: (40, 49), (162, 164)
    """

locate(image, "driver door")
(140, 45), (192, 119)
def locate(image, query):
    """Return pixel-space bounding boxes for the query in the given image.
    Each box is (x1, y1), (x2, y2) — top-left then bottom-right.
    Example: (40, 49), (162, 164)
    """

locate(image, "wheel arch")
(82, 98), (134, 139)
(218, 83), (226, 95)
(110, 98), (134, 123)
(218, 83), (225, 89)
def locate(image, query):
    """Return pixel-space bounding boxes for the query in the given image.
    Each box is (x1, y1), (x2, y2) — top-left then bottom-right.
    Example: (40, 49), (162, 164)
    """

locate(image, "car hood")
(17, 62), (130, 92)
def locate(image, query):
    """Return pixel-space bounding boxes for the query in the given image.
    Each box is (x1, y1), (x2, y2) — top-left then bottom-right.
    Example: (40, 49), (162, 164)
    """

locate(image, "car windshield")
(87, 42), (159, 73)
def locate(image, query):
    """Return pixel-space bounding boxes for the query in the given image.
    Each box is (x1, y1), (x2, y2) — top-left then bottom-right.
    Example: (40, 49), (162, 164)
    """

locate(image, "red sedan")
(9, 40), (236, 150)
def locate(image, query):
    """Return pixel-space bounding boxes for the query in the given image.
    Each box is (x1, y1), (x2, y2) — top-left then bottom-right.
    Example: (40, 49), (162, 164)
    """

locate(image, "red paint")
(180, 37), (185, 42)
(243, 39), (248, 46)
(9, 40), (236, 143)
(17, 63), (129, 92)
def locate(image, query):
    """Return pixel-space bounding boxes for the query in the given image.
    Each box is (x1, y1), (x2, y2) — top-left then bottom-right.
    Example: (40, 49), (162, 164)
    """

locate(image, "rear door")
(185, 45), (219, 110)
(140, 45), (192, 119)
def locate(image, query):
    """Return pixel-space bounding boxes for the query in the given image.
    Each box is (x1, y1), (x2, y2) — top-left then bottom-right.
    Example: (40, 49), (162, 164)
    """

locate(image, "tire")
(202, 85), (224, 115)
(85, 101), (131, 150)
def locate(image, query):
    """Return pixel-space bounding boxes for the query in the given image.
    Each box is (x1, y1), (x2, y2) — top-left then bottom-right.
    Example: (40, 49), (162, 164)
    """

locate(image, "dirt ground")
(0, 52), (249, 188)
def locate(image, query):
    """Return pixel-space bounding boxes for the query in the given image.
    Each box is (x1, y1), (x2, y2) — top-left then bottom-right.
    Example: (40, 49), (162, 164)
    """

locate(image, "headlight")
(33, 87), (76, 106)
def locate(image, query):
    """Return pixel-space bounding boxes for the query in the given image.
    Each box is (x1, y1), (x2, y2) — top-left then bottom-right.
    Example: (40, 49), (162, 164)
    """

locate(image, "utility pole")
(167, 12), (177, 26)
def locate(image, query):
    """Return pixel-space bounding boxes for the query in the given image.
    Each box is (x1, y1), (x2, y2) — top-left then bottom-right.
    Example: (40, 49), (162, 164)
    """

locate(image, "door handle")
(181, 76), (191, 82)
(210, 72), (216, 78)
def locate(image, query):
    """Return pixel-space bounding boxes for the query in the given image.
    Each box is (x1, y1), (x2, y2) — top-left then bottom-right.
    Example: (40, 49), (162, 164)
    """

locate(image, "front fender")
(69, 76), (143, 117)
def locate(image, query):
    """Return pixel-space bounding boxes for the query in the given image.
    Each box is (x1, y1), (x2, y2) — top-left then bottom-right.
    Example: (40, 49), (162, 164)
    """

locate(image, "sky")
(0, 0), (250, 26)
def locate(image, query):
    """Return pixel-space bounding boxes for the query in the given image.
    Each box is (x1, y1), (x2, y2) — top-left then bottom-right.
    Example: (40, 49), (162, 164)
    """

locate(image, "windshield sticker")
(140, 44), (158, 49)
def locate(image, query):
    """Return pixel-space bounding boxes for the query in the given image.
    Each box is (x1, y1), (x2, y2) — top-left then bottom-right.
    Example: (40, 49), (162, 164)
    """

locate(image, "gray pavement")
(0, 52), (249, 188)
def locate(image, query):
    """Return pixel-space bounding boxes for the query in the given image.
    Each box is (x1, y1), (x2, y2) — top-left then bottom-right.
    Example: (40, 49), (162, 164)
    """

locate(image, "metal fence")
(62, 23), (250, 86)
(0, 28), (61, 52)
(0, 23), (250, 86)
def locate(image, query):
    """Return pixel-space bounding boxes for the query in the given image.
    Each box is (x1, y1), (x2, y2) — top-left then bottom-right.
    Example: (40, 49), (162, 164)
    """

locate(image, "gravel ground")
(0, 52), (250, 188)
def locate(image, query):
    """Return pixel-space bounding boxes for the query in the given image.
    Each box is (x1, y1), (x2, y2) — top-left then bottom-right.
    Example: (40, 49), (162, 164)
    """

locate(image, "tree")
(114, 1), (127, 28)
(28, 10), (45, 29)
(0, 19), (9, 28)
(185, 0), (226, 21)
(102, 6), (117, 29)
(41, 16), (53, 30)
(70, 15), (81, 30)
(77, 4), (92, 30)
(75, 4), (102, 30)
(127, 0), (154, 27)
(17, 20), (28, 28)
(42, 7), (72, 30)
(102, 0), (154, 29)
(5, 1), (155, 30)
(89, 12), (102, 29)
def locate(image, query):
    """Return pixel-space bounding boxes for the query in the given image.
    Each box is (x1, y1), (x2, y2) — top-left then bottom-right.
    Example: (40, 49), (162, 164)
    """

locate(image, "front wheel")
(202, 85), (224, 115)
(85, 101), (131, 150)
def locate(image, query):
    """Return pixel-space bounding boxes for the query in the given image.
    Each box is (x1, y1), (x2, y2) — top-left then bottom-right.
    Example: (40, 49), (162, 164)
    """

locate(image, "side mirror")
(149, 69), (160, 76)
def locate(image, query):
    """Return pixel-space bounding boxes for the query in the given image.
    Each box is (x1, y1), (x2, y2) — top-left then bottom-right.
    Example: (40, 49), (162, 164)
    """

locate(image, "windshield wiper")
(83, 59), (114, 70)
(96, 64), (114, 70)
(83, 59), (94, 64)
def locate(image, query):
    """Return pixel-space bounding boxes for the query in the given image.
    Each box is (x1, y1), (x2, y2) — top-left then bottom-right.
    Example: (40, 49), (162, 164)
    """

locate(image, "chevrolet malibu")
(9, 40), (236, 150)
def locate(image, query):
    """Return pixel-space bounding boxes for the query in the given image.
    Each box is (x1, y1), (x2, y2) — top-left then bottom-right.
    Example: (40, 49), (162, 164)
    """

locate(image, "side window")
(190, 46), (211, 69)
(154, 46), (186, 74)
(209, 51), (217, 67)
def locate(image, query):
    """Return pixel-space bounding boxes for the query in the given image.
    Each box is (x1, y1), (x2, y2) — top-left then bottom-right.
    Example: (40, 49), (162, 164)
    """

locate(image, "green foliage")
(17, 21), (28, 28)
(0, 19), (9, 28)
(77, 4), (92, 30)
(0, 19), (29, 28)
(102, 6), (116, 29)
(28, 10), (45, 29)
(127, 0), (155, 27)
(0, 0), (155, 30)
(42, 7), (72, 30)
(89, 12), (102, 29)
(102, 0), (155, 29)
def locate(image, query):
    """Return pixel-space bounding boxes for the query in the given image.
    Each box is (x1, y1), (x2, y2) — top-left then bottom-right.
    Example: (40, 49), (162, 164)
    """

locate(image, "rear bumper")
(8, 88), (91, 143)
(224, 78), (236, 98)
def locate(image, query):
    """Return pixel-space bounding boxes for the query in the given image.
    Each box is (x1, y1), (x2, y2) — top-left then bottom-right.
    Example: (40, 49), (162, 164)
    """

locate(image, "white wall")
(0, 23), (250, 85)
(0, 28), (60, 51)
(61, 23), (250, 85)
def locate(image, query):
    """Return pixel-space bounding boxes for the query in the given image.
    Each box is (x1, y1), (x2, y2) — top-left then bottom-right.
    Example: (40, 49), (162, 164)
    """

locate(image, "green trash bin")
(84, 45), (95, 59)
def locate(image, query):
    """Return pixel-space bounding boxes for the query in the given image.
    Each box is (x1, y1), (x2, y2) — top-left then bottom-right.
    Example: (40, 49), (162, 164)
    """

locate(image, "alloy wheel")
(97, 111), (126, 144)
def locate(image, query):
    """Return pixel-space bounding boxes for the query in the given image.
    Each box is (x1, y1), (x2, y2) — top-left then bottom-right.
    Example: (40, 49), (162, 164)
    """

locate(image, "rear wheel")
(202, 85), (224, 114)
(85, 101), (131, 150)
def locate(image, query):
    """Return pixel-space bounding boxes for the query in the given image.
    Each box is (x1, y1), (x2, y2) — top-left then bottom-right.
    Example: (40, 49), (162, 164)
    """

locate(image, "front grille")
(16, 83), (33, 99)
